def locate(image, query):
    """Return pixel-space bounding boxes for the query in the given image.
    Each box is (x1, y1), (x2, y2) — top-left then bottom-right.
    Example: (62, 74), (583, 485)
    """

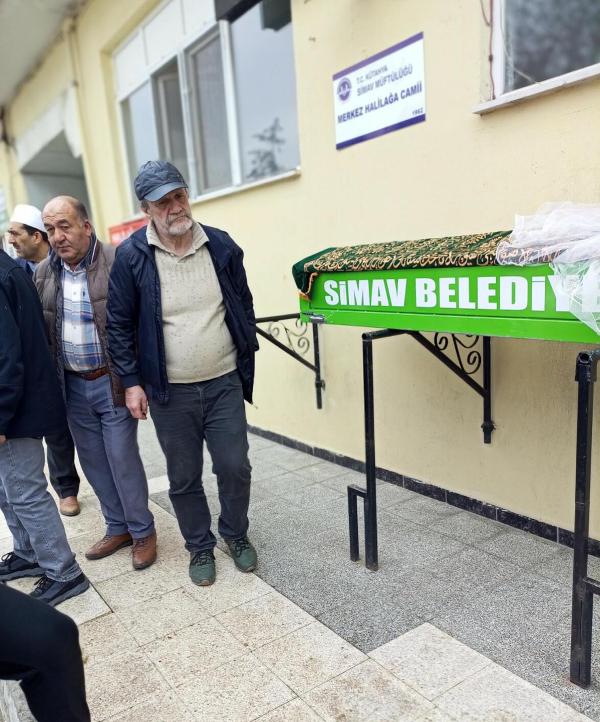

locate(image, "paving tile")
(95, 566), (182, 610)
(435, 664), (584, 721)
(178, 653), (295, 721)
(478, 528), (562, 568)
(257, 698), (325, 721)
(58, 585), (112, 625)
(79, 612), (138, 666)
(261, 447), (321, 473)
(428, 546), (522, 595)
(429, 510), (506, 544)
(115, 587), (209, 645)
(533, 545), (600, 588)
(146, 474), (170, 494)
(376, 514), (468, 569)
(290, 461), (350, 484)
(0, 680), (35, 722)
(275, 482), (345, 507)
(105, 690), (191, 721)
(69, 532), (136, 584)
(85, 650), (168, 721)
(318, 596), (424, 654)
(370, 623), (491, 700)
(143, 617), (247, 687)
(216, 590), (314, 650)
(433, 571), (572, 662)
(303, 659), (435, 721)
(184, 552), (273, 615)
(255, 620), (366, 694)
(250, 460), (291, 482)
(252, 470), (320, 496)
(386, 495), (463, 526)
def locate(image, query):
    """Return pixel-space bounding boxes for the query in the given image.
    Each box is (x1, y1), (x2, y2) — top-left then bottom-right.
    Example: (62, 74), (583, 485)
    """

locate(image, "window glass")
(231, 1), (299, 182)
(122, 81), (159, 176)
(154, 61), (187, 175)
(504, 0), (600, 92)
(190, 36), (232, 191)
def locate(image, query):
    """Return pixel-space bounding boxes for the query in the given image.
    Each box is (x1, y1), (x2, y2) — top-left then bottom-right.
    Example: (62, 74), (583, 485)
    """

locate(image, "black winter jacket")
(106, 224), (258, 404)
(0, 250), (67, 438)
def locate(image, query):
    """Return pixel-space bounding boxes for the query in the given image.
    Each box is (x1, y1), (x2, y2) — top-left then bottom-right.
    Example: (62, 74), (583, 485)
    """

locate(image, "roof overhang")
(0, 0), (84, 107)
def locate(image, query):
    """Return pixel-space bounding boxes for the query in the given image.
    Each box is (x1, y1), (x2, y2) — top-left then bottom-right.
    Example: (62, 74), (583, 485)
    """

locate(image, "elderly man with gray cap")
(6, 204), (82, 517)
(107, 161), (258, 586)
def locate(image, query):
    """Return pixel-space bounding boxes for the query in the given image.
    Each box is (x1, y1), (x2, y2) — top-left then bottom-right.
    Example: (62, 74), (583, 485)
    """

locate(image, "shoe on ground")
(224, 536), (257, 572)
(85, 532), (132, 560)
(0, 552), (44, 581)
(189, 550), (216, 586)
(59, 496), (80, 517)
(132, 531), (157, 570)
(30, 573), (90, 607)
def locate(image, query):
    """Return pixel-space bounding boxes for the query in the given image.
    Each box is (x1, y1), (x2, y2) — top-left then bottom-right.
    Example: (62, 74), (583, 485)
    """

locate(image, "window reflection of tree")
(504, 0), (600, 91)
(246, 118), (286, 181)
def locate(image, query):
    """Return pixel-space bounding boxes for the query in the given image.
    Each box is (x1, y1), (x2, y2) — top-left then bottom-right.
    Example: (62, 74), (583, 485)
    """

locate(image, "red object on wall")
(108, 217), (147, 245)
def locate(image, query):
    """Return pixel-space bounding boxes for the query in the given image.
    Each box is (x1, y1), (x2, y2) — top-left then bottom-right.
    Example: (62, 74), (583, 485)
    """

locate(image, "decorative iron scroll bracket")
(255, 313), (325, 409)
(349, 330), (494, 571)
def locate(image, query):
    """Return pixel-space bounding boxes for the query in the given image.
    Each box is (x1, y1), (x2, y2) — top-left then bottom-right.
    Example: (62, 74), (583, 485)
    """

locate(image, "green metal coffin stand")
(293, 239), (600, 690)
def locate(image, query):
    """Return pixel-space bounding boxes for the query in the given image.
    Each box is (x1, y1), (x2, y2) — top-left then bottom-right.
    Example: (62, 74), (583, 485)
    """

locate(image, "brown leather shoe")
(59, 496), (80, 517)
(132, 531), (157, 570)
(85, 533), (133, 560)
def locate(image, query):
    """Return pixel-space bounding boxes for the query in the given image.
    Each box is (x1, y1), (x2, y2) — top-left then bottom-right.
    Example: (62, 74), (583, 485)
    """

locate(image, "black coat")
(0, 250), (67, 438)
(107, 224), (258, 404)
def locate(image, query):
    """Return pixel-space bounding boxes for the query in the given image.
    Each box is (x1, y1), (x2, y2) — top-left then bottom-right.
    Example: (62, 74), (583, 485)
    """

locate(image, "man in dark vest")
(6, 203), (81, 517)
(36, 196), (156, 571)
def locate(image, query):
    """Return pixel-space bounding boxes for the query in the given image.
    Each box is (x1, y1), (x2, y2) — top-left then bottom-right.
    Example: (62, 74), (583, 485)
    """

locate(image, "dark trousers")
(45, 429), (80, 499)
(0, 583), (90, 722)
(150, 370), (252, 553)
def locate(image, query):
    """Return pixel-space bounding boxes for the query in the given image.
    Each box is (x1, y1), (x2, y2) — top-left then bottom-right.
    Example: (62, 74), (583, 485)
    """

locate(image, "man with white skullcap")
(5, 204), (82, 517)
(6, 204), (50, 273)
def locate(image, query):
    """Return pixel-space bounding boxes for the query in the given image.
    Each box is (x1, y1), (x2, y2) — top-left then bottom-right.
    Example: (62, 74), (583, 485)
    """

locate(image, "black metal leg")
(481, 337), (494, 444)
(348, 486), (360, 561)
(362, 334), (378, 571)
(312, 323), (324, 410)
(570, 352), (597, 687)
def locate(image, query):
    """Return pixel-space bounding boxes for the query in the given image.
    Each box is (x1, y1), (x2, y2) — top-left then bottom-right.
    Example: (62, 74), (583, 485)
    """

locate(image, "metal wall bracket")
(255, 313), (325, 409)
(350, 330), (494, 570)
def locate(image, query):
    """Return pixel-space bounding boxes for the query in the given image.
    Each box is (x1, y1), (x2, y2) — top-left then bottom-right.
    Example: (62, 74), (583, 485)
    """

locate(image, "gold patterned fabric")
(293, 231), (513, 297)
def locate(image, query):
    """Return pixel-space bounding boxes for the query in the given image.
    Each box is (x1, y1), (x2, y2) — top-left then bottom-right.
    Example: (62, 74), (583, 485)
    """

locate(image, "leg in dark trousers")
(0, 582), (90, 722)
(45, 430), (80, 499)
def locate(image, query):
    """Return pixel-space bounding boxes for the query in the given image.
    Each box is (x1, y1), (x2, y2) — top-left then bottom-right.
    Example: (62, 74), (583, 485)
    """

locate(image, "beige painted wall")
(1, 0), (600, 534)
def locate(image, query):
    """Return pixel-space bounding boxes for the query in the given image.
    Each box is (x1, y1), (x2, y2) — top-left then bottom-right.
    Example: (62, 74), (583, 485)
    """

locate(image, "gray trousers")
(150, 370), (251, 553)
(0, 437), (81, 582)
(65, 373), (154, 539)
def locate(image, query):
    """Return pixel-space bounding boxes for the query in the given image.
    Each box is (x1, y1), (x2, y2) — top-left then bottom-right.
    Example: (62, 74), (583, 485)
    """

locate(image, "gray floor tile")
(429, 510), (507, 544)
(317, 595), (425, 653)
(428, 546), (522, 594)
(478, 528), (563, 568)
(386, 495), (463, 526)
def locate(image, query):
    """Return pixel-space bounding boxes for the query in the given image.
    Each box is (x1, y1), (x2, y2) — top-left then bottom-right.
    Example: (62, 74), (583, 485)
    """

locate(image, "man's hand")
(125, 386), (148, 420)
(0, 435), (6, 445)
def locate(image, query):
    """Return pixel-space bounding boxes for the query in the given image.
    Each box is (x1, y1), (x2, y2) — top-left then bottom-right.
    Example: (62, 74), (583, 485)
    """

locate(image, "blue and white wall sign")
(333, 33), (426, 150)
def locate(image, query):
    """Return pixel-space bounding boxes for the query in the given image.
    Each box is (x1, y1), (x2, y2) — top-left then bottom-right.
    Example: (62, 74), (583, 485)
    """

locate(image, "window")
(115, 0), (299, 207)
(494, 0), (600, 94)
(231, 2), (299, 182)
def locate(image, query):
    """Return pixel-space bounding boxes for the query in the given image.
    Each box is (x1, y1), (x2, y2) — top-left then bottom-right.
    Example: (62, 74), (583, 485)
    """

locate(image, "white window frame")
(113, 0), (300, 214)
(475, 0), (600, 115)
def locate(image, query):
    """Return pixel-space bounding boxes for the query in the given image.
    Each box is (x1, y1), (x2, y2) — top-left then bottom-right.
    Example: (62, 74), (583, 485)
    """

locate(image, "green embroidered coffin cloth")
(292, 230), (556, 298)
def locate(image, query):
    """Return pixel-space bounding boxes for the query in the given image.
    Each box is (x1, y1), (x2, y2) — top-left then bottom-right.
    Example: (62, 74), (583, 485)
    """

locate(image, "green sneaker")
(189, 550), (216, 586)
(225, 536), (257, 572)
